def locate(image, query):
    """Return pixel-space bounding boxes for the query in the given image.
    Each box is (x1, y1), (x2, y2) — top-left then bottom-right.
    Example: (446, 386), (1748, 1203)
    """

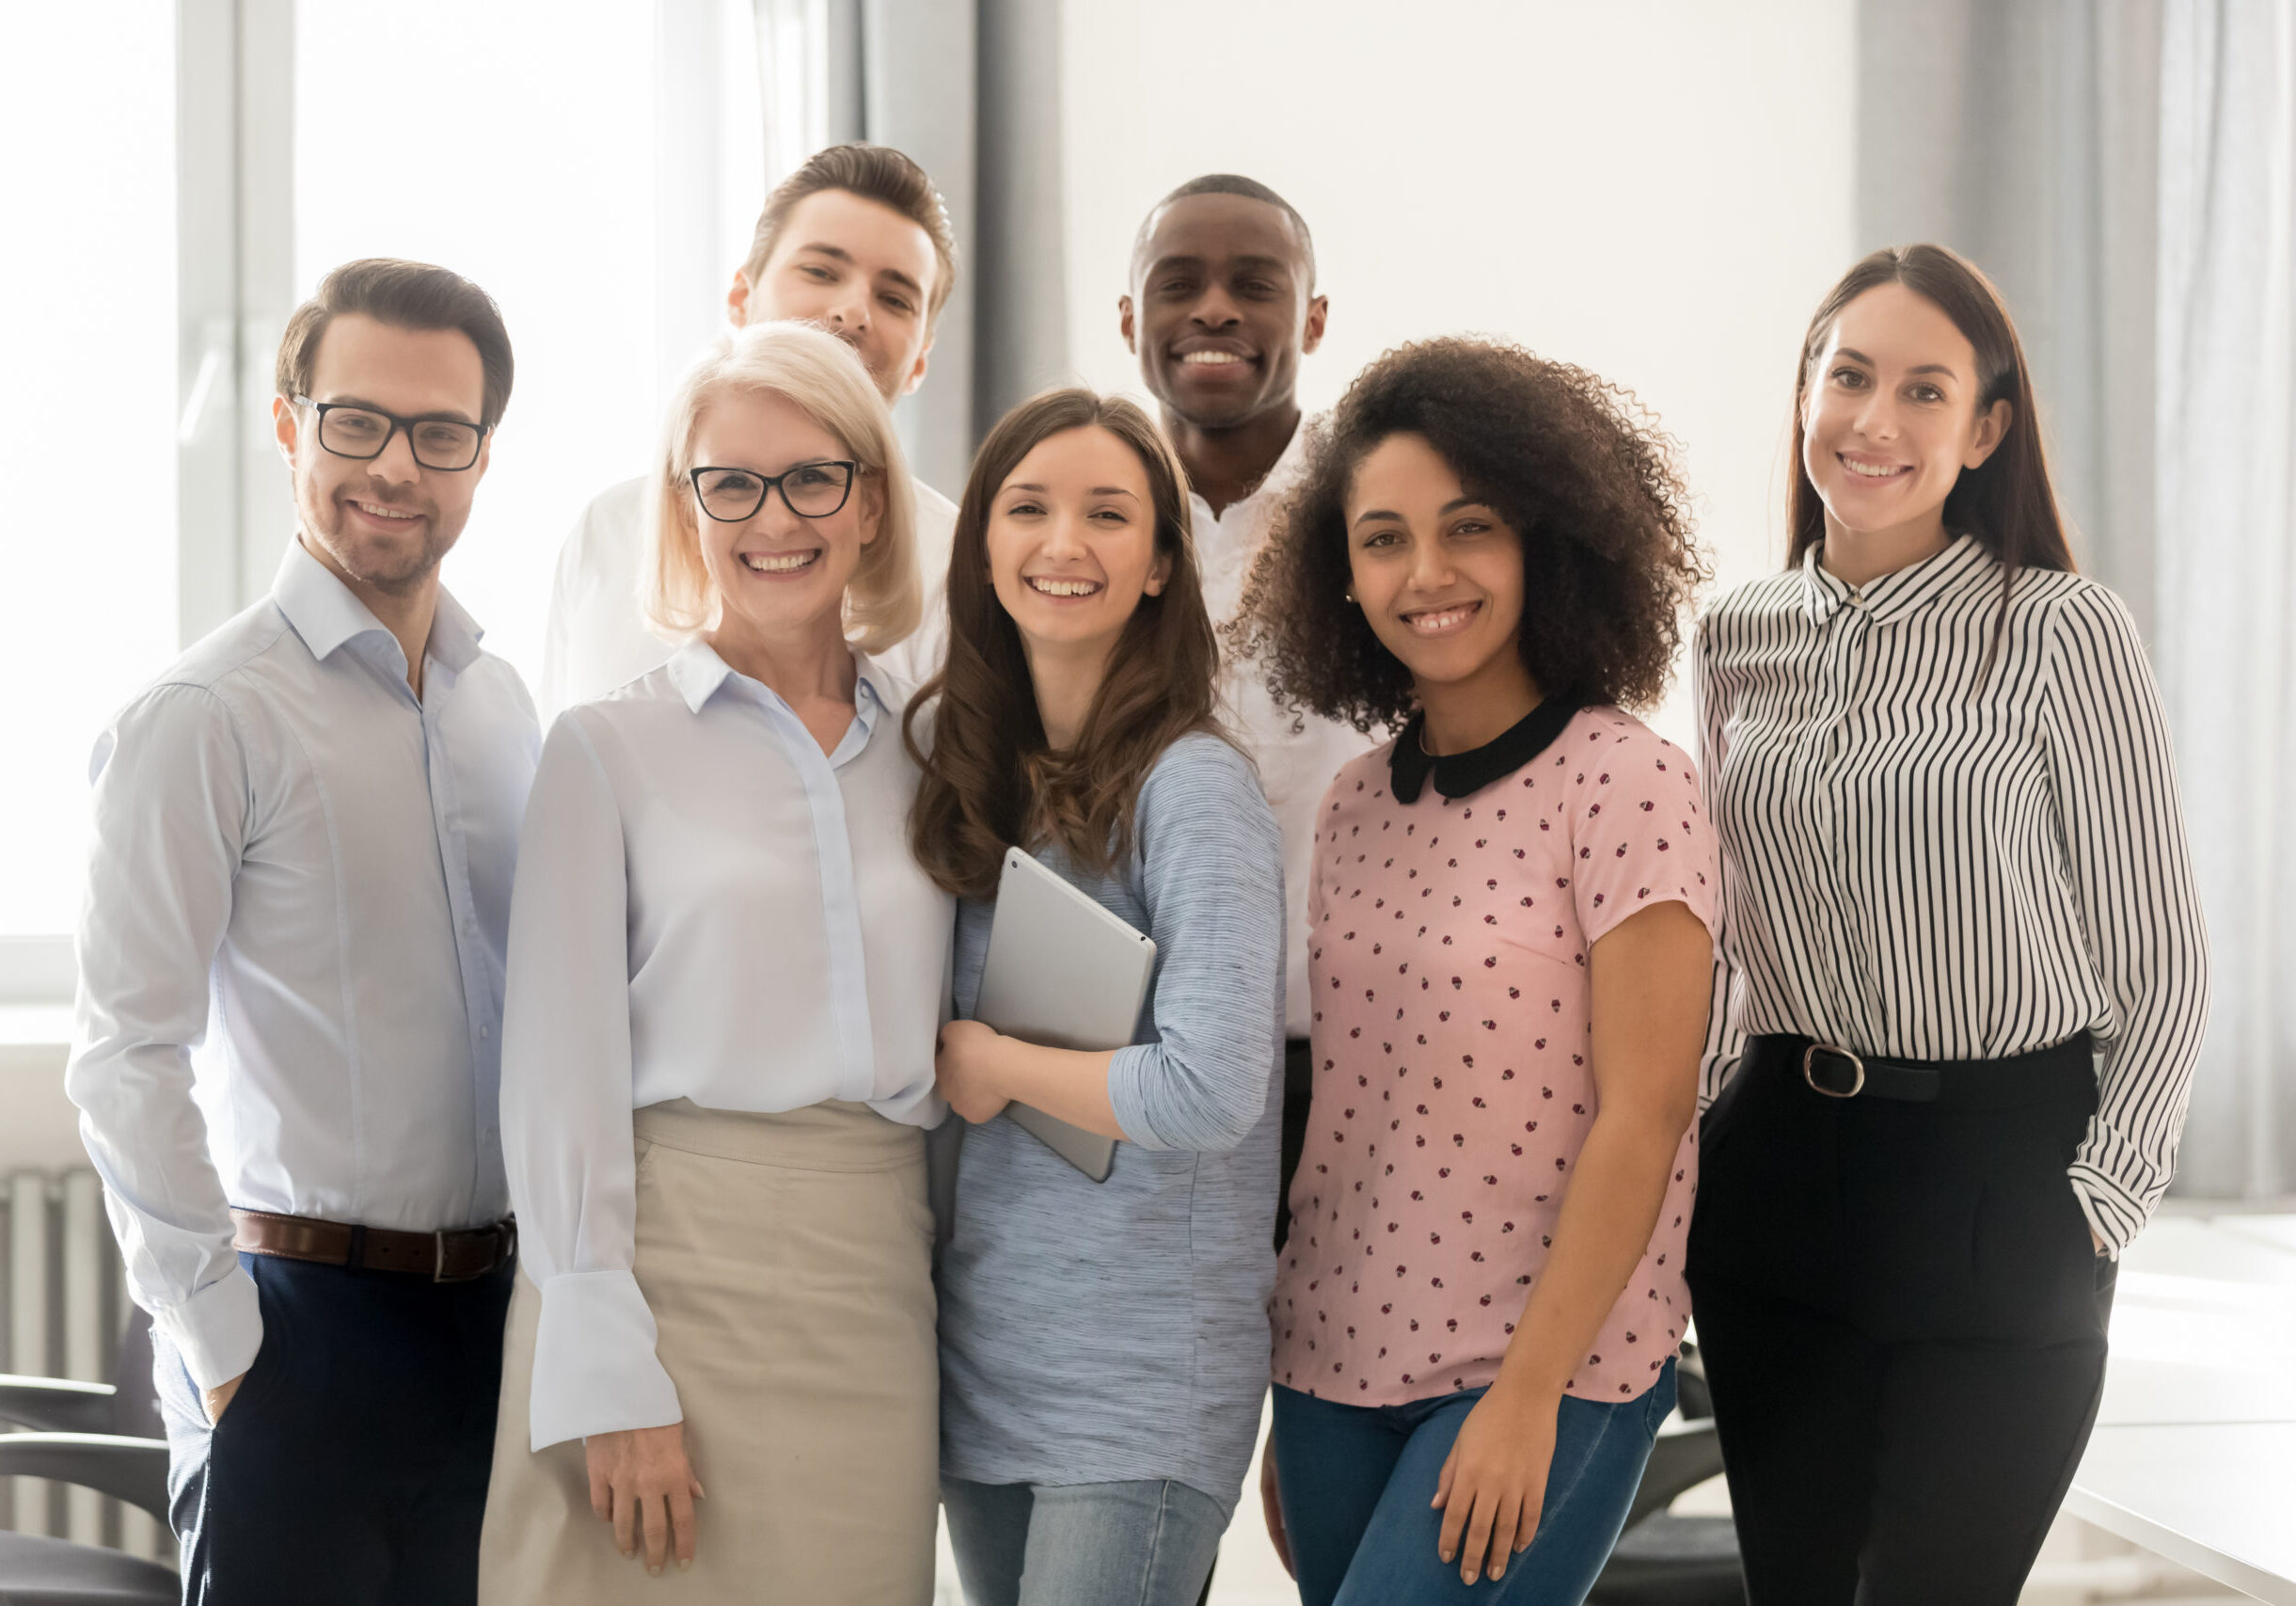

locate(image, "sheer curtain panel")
(2151, 0), (2296, 1200)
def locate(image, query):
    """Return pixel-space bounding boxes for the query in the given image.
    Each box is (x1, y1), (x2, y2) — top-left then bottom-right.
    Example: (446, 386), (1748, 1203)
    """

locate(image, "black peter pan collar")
(1388, 695), (1585, 803)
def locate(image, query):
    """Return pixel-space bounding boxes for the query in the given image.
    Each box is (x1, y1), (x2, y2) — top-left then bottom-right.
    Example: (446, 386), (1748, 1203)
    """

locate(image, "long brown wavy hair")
(904, 389), (1222, 899)
(1788, 245), (2076, 598)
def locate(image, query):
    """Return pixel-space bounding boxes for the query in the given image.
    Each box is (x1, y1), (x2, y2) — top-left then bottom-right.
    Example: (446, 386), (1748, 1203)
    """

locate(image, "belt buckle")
(433, 1230), (450, 1283)
(1802, 1043), (1867, 1099)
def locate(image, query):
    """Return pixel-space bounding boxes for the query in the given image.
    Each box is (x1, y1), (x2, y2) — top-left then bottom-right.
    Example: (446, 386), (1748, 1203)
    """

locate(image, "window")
(293, 0), (765, 690)
(1, 0), (762, 975)
(0, 4), (179, 941)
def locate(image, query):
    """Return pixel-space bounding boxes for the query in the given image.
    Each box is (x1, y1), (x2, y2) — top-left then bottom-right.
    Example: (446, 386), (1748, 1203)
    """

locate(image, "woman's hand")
(936, 1020), (1011, 1124)
(1259, 1429), (1294, 1579)
(1433, 1377), (1560, 1586)
(585, 1423), (704, 1576)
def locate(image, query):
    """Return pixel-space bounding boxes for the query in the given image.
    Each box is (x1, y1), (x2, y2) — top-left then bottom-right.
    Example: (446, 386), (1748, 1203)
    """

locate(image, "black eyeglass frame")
(293, 396), (491, 471)
(688, 461), (861, 522)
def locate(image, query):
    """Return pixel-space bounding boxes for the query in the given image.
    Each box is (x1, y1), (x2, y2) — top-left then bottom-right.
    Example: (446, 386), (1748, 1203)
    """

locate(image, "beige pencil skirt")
(478, 1097), (939, 1605)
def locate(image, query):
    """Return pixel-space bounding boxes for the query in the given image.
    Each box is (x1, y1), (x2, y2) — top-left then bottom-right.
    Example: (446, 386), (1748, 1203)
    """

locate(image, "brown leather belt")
(230, 1208), (515, 1283)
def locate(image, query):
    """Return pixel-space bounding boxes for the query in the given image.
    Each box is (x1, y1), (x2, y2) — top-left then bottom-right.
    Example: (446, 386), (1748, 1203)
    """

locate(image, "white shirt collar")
(273, 537), (484, 674)
(667, 636), (888, 731)
(1190, 414), (1314, 532)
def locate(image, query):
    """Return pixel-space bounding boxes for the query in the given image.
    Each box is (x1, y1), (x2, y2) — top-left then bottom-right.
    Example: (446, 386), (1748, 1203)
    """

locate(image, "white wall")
(1055, 0), (1856, 744)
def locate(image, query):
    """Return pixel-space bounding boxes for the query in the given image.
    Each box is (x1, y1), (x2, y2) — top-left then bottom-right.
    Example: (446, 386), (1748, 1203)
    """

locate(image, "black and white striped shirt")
(1697, 535), (2210, 1254)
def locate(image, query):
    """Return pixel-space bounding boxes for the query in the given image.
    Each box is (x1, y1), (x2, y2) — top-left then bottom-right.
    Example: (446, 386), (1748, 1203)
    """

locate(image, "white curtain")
(2151, 0), (2296, 1199)
(1859, 0), (2296, 1199)
(1855, 0), (2164, 628)
(752, 0), (1069, 494)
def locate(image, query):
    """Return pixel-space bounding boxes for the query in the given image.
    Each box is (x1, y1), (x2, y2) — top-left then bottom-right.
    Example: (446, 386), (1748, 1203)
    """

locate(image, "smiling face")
(688, 386), (881, 652)
(273, 311), (490, 596)
(985, 424), (1170, 665)
(1800, 281), (2010, 549)
(734, 188), (939, 401)
(1121, 193), (1325, 431)
(1345, 432), (1529, 700)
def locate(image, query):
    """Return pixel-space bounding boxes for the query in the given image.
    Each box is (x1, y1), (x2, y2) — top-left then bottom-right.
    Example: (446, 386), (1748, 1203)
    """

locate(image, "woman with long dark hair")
(1230, 337), (1715, 1604)
(1689, 245), (2210, 1602)
(906, 389), (1286, 1606)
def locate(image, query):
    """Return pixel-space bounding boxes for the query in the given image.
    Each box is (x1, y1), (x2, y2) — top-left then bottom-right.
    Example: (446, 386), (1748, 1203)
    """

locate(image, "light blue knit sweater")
(936, 732), (1287, 1516)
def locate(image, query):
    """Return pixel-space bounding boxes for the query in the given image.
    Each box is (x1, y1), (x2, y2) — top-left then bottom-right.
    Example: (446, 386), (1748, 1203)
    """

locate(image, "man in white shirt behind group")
(543, 142), (963, 715)
(1119, 174), (1378, 1253)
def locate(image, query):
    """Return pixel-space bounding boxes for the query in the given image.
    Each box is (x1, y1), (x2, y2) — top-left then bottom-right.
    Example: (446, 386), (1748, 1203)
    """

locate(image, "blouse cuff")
(2068, 1147), (2154, 1261)
(160, 1264), (263, 1392)
(529, 1269), (683, 1450)
(1106, 1044), (1174, 1151)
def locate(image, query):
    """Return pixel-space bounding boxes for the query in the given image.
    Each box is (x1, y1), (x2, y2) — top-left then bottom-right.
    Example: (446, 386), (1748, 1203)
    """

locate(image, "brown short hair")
(1231, 338), (1706, 733)
(740, 144), (959, 327)
(275, 258), (515, 428)
(904, 389), (1225, 899)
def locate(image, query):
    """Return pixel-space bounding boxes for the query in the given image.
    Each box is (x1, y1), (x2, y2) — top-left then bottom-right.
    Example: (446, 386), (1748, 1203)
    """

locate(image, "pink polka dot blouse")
(1271, 704), (1717, 1407)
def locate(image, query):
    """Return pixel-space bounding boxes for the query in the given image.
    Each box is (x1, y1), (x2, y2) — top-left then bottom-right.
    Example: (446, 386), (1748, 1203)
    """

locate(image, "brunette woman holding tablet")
(908, 389), (1286, 1606)
(1689, 245), (2210, 1603)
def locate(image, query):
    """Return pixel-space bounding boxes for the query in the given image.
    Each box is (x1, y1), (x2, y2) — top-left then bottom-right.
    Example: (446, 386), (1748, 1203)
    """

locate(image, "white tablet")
(973, 846), (1158, 1182)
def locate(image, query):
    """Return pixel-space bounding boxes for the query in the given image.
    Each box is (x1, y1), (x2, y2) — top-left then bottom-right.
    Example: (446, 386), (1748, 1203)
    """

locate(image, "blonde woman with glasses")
(479, 320), (949, 1603)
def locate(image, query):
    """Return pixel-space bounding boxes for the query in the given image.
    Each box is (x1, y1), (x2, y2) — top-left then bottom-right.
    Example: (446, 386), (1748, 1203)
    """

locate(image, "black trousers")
(1686, 1037), (2115, 1606)
(152, 1249), (515, 1606)
(1274, 1035), (1314, 1252)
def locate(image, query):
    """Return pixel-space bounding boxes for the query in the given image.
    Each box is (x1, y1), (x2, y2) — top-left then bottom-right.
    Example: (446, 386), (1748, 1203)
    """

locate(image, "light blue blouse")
(500, 641), (953, 1448)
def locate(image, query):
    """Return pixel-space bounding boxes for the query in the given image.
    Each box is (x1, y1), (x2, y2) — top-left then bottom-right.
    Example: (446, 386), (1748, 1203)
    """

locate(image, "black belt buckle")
(1802, 1043), (1867, 1099)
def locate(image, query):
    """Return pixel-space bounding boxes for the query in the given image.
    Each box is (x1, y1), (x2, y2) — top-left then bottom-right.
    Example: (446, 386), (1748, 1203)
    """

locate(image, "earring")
(1343, 589), (1356, 603)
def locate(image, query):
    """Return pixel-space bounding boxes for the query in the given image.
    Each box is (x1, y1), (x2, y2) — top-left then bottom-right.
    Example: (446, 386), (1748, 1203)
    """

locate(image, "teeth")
(1405, 605), (1479, 632)
(1028, 577), (1100, 597)
(354, 501), (419, 520)
(1841, 457), (1906, 479)
(1180, 351), (1246, 365)
(741, 550), (818, 573)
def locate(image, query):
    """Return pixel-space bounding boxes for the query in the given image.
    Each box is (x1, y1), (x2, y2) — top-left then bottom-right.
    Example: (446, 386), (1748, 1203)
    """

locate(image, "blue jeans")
(151, 1250), (512, 1606)
(1272, 1360), (1675, 1605)
(942, 1475), (1229, 1606)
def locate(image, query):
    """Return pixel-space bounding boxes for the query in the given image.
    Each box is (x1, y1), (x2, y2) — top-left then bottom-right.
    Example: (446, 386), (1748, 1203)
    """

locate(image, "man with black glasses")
(68, 259), (537, 1605)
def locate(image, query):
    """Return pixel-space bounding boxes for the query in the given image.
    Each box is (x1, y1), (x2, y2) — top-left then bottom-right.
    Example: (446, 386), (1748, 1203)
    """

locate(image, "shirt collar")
(1797, 533), (1993, 628)
(1388, 693), (1586, 803)
(272, 538), (485, 674)
(668, 636), (886, 732)
(1190, 412), (1314, 529)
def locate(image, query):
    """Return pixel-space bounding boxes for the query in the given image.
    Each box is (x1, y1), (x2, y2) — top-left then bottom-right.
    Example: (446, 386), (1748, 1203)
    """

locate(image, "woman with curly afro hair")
(1229, 338), (1717, 1605)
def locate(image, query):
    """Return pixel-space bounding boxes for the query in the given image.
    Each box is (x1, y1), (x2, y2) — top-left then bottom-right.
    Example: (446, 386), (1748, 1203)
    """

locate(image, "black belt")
(1750, 1032), (2095, 1111)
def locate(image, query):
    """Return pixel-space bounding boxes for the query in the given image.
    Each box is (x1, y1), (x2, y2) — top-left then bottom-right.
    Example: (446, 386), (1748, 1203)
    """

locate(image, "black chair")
(1587, 1344), (1746, 1606)
(0, 1307), (178, 1605)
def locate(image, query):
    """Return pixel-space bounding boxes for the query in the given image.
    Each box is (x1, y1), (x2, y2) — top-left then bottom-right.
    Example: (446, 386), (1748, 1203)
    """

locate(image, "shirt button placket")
(1813, 613), (1863, 1029)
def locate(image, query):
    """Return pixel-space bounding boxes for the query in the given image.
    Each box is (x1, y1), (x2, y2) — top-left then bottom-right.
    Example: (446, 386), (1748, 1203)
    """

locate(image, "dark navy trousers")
(151, 1249), (514, 1606)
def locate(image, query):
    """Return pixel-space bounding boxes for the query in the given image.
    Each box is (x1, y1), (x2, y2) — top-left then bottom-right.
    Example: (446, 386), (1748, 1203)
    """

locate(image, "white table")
(2064, 1216), (2296, 1602)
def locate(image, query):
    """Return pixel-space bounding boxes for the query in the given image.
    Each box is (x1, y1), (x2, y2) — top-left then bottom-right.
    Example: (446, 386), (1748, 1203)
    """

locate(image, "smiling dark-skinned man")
(1121, 177), (1375, 1260)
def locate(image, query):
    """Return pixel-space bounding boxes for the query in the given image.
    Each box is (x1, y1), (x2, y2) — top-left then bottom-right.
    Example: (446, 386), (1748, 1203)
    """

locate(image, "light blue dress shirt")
(67, 541), (540, 1390)
(501, 640), (952, 1448)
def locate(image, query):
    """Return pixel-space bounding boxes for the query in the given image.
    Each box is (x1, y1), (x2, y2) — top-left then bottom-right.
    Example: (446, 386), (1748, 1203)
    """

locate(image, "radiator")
(3, 1167), (169, 1564)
